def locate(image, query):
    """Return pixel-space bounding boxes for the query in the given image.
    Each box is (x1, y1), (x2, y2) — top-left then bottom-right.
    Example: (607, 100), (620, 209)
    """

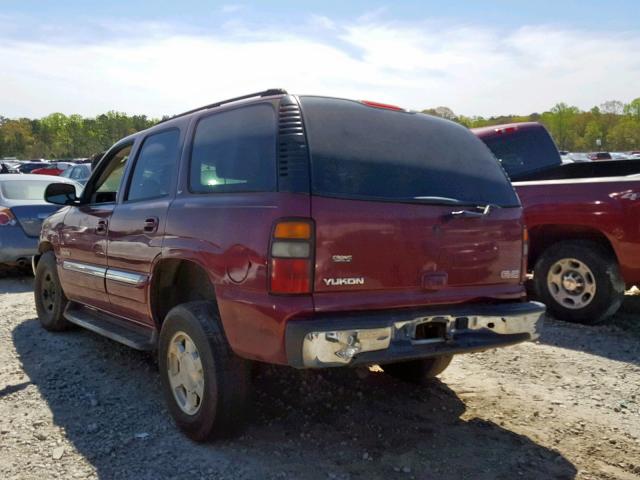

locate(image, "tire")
(158, 301), (251, 441)
(533, 240), (624, 324)
(34, 251), (69, 331)
(382, 355), (453, 384)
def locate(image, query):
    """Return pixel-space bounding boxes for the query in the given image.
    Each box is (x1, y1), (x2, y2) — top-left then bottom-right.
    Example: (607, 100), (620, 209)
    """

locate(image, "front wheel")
(34, 251), (69, 331)
(158, 301), (251, 441)
(382, 355), (453, 384)
(533, 240), (624, 324)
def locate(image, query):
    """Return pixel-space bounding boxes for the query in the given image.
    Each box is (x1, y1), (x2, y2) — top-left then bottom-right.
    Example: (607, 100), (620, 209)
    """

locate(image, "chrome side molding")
(105, 269), (146, 286)
(62, 260), (146, 285)
(62, 260), (106, 278)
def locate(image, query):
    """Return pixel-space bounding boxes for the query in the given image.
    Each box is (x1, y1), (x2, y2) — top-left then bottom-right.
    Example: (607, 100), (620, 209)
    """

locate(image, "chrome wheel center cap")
(562, 272), (584, 294)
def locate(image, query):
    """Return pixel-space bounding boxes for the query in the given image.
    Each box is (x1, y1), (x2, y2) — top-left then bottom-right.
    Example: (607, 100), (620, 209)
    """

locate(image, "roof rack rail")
(158, 88), (288, 124)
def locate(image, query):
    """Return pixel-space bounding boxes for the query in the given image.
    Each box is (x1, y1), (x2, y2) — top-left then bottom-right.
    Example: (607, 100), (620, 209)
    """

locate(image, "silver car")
(0, 174), (82, 266)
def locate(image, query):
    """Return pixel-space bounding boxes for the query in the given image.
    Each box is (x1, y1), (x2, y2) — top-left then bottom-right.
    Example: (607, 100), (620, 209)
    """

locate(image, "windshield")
(300, 96), (520, 207)
(0, 180), (78, 200)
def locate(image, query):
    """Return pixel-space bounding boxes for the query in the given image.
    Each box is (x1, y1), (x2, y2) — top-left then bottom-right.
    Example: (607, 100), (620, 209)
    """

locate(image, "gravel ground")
(1, 269), (639, 480)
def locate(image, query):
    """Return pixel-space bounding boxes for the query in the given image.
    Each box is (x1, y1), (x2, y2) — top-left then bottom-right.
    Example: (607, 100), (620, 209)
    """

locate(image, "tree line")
(424, 98), (640, 152)
(1, 98), (639, 160)
(0, 112), (158, 160)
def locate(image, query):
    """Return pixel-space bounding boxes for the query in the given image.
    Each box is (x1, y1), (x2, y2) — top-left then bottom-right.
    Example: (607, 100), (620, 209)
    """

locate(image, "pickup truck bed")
(473, 122), (640, 323)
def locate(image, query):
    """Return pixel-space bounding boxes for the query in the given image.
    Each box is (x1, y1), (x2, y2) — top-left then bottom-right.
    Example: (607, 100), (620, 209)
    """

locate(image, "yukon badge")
(323, 277), (365, 286)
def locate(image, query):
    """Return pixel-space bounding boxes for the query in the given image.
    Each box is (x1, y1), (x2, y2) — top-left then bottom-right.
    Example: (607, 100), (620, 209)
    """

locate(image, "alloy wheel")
(547, 258), (596, 309)
(167, 331), (205, 415)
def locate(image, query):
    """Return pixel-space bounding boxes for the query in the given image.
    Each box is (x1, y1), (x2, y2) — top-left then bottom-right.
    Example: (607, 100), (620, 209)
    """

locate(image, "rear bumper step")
(286, 301), (545, 368)
(64, 303), (156, 351)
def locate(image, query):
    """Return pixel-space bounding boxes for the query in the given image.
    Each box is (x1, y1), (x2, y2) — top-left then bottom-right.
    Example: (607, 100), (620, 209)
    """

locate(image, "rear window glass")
(300, 97), (519, 207)
(481, 128), (560, 178)
(190, 104), (277, 193)
(0, 180), (78, 200)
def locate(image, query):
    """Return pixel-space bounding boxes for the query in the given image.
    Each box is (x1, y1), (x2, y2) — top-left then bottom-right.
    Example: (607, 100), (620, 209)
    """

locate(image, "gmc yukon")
(34, 90), (544, 441)
(473, 122), (640, 323)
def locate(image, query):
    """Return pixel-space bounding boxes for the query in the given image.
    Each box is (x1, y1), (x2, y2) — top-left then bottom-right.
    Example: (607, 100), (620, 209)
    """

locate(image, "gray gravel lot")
(0, 270), (639, 479)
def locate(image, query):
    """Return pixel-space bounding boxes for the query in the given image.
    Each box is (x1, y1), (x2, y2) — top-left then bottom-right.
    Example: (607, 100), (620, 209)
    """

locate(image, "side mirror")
(44, 183), (80, 206)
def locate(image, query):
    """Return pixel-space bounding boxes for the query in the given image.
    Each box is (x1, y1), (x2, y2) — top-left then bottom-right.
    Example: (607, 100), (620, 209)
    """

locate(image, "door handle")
(143, 217), (159, 233)
(95, 219), (108, 235)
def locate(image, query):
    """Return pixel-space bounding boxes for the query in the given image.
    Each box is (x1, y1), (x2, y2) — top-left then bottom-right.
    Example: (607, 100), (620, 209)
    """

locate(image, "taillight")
(269, 219), (314, 294)
(521, 226), (529, 283)
(0, 208), (16, 226)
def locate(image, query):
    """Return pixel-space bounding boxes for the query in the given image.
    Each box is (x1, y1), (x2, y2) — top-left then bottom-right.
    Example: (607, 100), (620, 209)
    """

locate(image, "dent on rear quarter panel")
(161, 192), (313, 364)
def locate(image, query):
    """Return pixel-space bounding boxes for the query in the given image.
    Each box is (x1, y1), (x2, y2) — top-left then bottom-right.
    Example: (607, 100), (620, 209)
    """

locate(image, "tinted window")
(128, 129), (180, 201)
(91, 145), (132, 203)
(481, 128), (560, 178)
(300, 97), (519, 207)
(190, 104), (276, 193)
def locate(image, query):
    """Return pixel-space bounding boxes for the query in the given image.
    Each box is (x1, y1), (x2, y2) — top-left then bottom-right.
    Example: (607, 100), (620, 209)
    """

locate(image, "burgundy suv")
(34, 89), (544, 441)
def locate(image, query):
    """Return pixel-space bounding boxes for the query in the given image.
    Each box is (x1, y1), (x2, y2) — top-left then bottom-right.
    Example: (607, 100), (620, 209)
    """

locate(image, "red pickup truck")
(473, 122), (640, 324)
(33, 90), (543, 441)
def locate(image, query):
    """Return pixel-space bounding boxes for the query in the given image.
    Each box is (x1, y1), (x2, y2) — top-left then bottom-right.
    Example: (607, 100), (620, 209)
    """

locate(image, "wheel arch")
(528, 224), (618, 271)
(32, 241), (55, 273)
(149, 257), (218, 329)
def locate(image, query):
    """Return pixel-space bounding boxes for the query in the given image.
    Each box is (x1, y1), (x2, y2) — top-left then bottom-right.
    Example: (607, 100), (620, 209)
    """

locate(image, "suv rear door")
(299, 97), (525, 311)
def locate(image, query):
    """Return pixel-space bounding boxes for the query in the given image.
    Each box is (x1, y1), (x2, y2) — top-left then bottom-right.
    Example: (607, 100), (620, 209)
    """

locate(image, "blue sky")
(1, 1), (639, 117)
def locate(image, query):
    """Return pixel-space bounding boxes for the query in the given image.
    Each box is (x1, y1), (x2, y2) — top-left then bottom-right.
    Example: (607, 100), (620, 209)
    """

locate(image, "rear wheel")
(382, 355), (453, 384)
(158, 301), (251, 441)
(34, 251), (69, 331)
(533, 240), (624, 324)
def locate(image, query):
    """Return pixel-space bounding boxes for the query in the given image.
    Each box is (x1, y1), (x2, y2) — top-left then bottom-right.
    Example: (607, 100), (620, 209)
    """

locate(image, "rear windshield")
(300, 97), (519, 207)
(480, 128), (561, 178)
(0, 180), (77, 200)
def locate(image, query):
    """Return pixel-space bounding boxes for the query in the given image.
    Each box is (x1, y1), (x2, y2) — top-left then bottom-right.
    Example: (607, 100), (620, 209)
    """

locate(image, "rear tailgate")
(299, 96), (525, 310)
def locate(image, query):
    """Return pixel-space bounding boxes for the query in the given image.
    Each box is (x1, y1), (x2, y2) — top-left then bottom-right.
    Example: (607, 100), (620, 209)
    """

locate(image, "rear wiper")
(405, 196), (471, 205)
(449, 203), (501, 219)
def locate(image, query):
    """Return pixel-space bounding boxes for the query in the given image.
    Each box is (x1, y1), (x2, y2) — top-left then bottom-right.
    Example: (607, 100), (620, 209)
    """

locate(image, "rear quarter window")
(300, 96), (519, 207)
(189, 104), (277, 193)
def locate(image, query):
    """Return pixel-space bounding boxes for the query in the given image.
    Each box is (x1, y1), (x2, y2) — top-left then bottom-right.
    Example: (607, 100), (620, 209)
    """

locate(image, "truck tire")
(158, 301), (251, 441)
(34, 251), (70, 331)
(382, 355), (453, 384)
(533, 240), (624, 324)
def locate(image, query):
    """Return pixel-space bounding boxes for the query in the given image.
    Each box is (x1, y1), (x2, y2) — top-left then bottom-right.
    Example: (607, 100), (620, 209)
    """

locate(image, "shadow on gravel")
(0, 267), (33, 293)
(538, 294), (640, 366)
(0, 381), (31, 398)
(14, 318), (576, 480)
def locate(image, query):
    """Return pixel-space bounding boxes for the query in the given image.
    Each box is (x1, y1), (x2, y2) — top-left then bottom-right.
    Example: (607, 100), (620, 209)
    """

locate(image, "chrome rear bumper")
(286, 301), (545, 368)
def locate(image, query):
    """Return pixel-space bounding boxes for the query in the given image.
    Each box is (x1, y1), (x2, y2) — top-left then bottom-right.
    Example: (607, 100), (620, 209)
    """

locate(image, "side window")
(190, 104), (276, 193)
(127, 129), (180, 202)
(91, 145), (132, 204)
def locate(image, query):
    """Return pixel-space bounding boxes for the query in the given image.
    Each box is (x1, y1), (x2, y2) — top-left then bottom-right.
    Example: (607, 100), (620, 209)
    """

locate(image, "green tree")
(608, 118), (640, 150)
(624, 98), (640, 121)
(540, 103), (580, 150)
